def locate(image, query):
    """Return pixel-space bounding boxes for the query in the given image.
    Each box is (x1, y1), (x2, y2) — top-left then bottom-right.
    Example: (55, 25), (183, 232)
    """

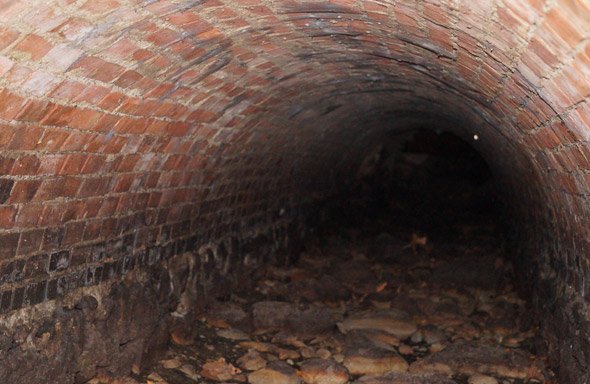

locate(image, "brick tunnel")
(0, 0), (589, 383)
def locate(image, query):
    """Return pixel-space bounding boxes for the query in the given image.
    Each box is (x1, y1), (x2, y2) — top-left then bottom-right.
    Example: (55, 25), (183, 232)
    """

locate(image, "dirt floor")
(89, 215), (555, 384)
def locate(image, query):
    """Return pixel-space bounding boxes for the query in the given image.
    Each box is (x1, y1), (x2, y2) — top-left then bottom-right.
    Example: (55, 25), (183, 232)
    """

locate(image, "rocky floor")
(89, 215), (555, 384)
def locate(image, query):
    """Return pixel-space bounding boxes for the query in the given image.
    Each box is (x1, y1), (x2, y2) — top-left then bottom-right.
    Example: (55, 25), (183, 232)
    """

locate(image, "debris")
(337, 309), (417, 339)
(248, 361), (301, 384)
(170, 328), (193, 346)
(178, 364), (199, 381)
(216, 327), (251, 341)
(468, 374), (499, 384)
(297, 358), (349, 384)
(402, 232), (429, 253)
(410, 341), (544, 380)
(160, 358), (182, 369)
(90, 212), (551, 384)
(375, 282), (388, 293)
(200, 358), (241, 382)
(238, 349), (267, 371)
(146, 373), (168, 384)
(352, 372), (456, 384)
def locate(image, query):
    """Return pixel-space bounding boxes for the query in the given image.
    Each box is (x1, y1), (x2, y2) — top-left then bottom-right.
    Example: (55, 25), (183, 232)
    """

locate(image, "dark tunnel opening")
(318, 128), (499, 248)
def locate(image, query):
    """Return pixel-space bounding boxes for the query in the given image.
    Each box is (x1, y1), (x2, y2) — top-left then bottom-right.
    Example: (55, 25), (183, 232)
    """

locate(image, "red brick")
(5, 62), (32, 86)
(52, 18), (93, 41)
(98, 92), (126, 111)
(103, 136), (127, 153)
(43, 44), (83, 71)
(81, 0), (120, 14)
(80, 155), (106, 174)
(68, 109), (103, 132)
(132, 48), (154, 62)
(11, 155), (41, 176)
(147, 28), (182, 46)
(116, 154), (140, 172)
(0, 90), (25, 120)
(13, 34), (52, 60)
(60, 131), (94, 152)
(8, 180), (41, 204)
(69, 56), (124, 83)
(0, 206), (16, 228)
(114, 70), (143, 88)
(37, 154), (66, 176)
(58, 154), (88, 175)
(17, 229), (43, 255)
(15, 99), (50, 123)
(104, 37), (140, 59)
(113, 174), (135, 193)
(78, 177), (111, 198)
(82, 219), (102, 241)
(62, 222), (85, 246)
(0, 232), (19, 259)
(34, 178), (81, 201)
(73, 84), (111, 105)
(21, 70), (60, 97)
(0, 55), (14, 75)
(0, 27), (19, 50)
(166, 122), (190, 137)
(0, 156), (15, 174)
(60, 201), (82, 223)
(49, 80), (86, 101)
(38, 204), (64, 227)
(91, 114), (120, 133)
(15, 204), (42, 227)
(98, 196), (120, 217)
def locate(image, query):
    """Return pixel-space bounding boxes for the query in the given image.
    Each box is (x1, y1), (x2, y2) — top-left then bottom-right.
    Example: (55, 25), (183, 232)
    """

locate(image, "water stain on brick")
(0, 178), (14, 203)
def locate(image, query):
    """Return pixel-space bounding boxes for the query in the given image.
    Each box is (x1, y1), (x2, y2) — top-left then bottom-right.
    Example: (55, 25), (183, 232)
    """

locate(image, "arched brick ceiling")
(0, 1), (585, 239)
(0, 1), (586, 203)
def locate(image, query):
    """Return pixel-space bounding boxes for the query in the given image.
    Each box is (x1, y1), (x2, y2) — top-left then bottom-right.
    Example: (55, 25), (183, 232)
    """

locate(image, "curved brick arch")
(0, 0), (589, 382)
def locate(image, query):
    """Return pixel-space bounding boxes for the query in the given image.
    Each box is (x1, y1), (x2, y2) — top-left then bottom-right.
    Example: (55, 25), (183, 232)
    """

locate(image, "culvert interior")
(0, 0), (588, 383)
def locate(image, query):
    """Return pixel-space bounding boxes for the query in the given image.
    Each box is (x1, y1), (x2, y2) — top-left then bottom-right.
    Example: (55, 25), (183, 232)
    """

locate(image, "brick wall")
(0, 0), (588, 382)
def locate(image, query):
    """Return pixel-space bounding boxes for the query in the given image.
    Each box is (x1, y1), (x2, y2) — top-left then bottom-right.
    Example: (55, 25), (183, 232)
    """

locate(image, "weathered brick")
(48, 250), (70, 272)
(8, 180), (41, 203)
(0, 233), (19, 260)
(13, 34), (52, 60)
(17, 229), (44, 255)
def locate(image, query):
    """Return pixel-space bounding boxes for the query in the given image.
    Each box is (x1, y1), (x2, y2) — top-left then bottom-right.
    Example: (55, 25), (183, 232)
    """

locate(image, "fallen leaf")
(201, 358), (241, 382)
(411, 232), (427, 247)
(170, 328), (193, 346)
(146, 372), (168, 383)
(161, 358), (182, 369)
(178, 364), (199, 381)
(204, 316), (231, 329)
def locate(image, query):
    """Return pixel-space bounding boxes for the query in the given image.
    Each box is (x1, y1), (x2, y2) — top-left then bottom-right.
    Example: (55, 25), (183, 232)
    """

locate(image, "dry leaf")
(204, 316), (231, 329)
(170, 328), (193, 346)
(411, 232), (428, 247)
(161, 358), (182, 369)
(146, 372), (168, 384)
(200, 358), (241, 382)
(178, 364), (199, 381)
